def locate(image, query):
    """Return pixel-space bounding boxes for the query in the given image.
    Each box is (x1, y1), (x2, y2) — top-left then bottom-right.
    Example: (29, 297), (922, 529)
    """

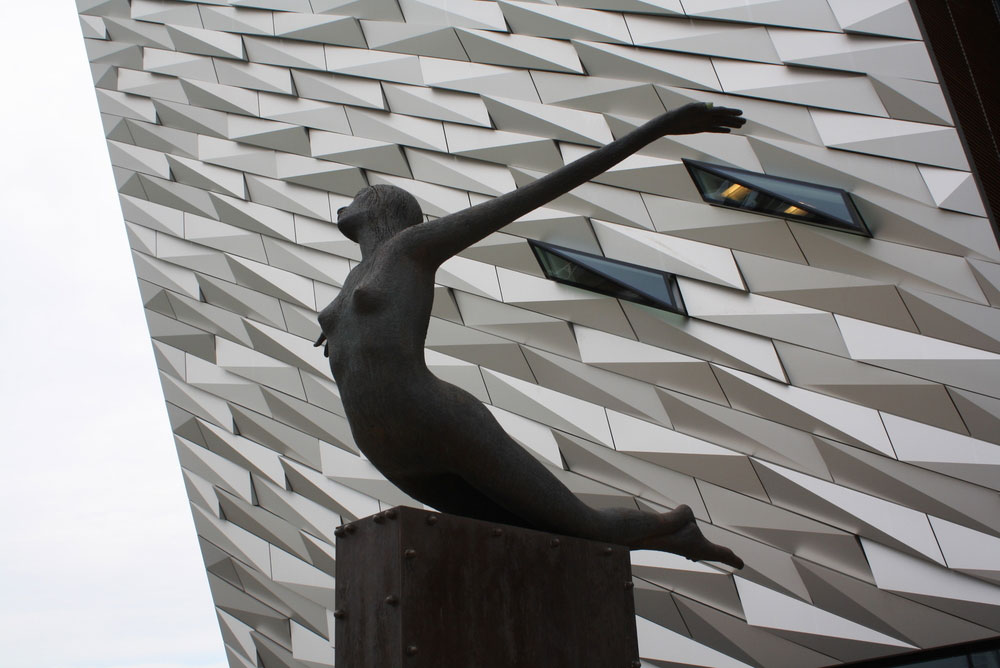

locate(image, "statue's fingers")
(313, 332), (326, 347)
(716, 112), (744, 123)
(710, 105), (741, 115)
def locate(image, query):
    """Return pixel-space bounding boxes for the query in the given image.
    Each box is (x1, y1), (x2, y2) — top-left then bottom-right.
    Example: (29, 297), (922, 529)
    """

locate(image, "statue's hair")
(357, 184), (423, 239)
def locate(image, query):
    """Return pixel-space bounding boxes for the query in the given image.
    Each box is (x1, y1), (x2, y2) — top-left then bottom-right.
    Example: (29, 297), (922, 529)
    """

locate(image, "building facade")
(78, 0), (1000, 666)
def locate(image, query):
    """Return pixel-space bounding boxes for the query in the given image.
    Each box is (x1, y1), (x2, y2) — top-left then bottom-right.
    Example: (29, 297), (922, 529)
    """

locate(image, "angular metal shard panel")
(79, 1), (1000, 666)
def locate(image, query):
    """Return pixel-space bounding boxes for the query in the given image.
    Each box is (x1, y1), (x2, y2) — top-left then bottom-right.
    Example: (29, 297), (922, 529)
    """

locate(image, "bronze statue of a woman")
(315, 103), (746, 568)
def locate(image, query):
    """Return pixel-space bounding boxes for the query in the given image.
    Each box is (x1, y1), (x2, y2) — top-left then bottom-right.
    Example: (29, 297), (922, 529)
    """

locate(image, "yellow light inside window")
(783, 205), (808, 216)
(721, 183), (751, 201)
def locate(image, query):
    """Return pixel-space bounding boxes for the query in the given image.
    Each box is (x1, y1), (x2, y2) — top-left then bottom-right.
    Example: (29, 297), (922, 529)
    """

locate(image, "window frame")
(683, 158), (872, 237)
(528, 239), (688, 316)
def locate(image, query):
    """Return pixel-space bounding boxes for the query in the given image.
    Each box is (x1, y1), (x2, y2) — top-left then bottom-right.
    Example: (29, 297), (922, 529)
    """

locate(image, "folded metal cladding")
(79, 1), (1000, 666)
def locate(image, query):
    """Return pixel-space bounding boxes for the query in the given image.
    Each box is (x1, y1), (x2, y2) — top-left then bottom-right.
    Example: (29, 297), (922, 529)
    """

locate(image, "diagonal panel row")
(79, 0), (1000, 666)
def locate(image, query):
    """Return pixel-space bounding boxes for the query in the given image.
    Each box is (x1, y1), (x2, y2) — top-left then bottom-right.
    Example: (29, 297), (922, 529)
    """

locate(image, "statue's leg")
(460, 427), (673, 540)
(416, 384), (742, 567)
(389, 471), (534, 528)
(465, 435), (742, 567)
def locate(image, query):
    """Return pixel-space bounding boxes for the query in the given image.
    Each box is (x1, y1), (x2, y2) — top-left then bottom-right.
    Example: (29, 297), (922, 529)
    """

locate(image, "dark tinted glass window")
(835, 641), (999, 668)
(685, 159), (870, 236)
(530, 241), (686, 315)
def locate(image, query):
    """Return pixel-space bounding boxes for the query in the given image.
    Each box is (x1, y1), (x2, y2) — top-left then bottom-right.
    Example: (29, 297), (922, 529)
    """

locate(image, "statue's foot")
(636, 505), (744, 569)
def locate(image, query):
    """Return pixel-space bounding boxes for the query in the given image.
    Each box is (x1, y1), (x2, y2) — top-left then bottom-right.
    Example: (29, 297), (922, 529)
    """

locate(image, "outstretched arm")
(405, 103), (745, 267)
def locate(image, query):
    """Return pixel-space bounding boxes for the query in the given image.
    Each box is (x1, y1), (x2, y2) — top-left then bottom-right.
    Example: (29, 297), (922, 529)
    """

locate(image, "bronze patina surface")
(316, 104), (746, 568)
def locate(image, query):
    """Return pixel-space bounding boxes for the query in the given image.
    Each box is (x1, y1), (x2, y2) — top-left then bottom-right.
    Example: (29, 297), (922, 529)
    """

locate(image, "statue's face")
(336, 194), (369, 242)
(337, 185), (423, 245)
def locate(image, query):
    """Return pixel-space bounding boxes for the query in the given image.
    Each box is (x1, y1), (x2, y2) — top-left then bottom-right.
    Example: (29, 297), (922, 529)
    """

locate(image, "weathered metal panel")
(335, 506), (638, 668)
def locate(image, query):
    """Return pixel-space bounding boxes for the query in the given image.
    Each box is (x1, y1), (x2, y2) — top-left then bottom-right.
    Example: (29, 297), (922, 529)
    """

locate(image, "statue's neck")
(357, 219), (408, 258)
(359, 231), (394, 259)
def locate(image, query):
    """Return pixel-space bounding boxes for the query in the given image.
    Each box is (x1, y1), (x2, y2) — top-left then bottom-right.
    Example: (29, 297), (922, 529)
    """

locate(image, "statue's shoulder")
(386, 225), (444, 268)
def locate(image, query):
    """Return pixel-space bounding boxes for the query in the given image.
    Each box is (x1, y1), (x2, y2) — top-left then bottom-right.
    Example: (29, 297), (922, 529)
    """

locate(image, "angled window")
(529, 240), (687, 315)
(684, 159), (871, 236)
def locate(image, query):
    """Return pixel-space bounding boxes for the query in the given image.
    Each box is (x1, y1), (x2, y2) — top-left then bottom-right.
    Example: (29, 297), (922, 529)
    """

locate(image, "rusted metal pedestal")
(334, 506), (640, 668)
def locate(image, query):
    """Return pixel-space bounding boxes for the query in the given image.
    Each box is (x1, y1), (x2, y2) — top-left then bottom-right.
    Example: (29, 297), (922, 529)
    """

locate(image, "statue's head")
(338, 184), (423, 245)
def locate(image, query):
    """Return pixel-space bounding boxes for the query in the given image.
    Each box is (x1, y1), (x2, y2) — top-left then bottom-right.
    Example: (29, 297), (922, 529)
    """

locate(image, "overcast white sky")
(0, 3), (228, 667)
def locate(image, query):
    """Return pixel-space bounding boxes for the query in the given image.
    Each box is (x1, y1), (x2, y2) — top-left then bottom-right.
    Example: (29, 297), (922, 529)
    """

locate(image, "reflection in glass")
(684, 159), (870, 236)
(530, 241), (686, 316)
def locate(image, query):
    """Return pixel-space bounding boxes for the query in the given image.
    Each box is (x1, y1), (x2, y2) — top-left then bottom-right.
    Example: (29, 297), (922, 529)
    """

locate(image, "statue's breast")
(347, 251), (399, 314)
(317, 295), (342, 334)
(351, 281), (387, 313)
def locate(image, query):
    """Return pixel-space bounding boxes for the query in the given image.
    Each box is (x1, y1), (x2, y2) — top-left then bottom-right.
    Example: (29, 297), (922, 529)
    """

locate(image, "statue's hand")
(314, 332), (329, 358)
(661, 102), (745, 136)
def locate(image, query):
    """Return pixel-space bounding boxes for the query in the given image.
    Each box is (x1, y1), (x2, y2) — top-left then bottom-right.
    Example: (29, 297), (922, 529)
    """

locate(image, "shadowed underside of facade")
(78, 0), (1000, 666)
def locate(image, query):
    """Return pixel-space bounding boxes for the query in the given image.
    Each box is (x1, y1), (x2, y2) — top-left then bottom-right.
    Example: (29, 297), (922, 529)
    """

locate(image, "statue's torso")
(318, 239), (440, 472)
